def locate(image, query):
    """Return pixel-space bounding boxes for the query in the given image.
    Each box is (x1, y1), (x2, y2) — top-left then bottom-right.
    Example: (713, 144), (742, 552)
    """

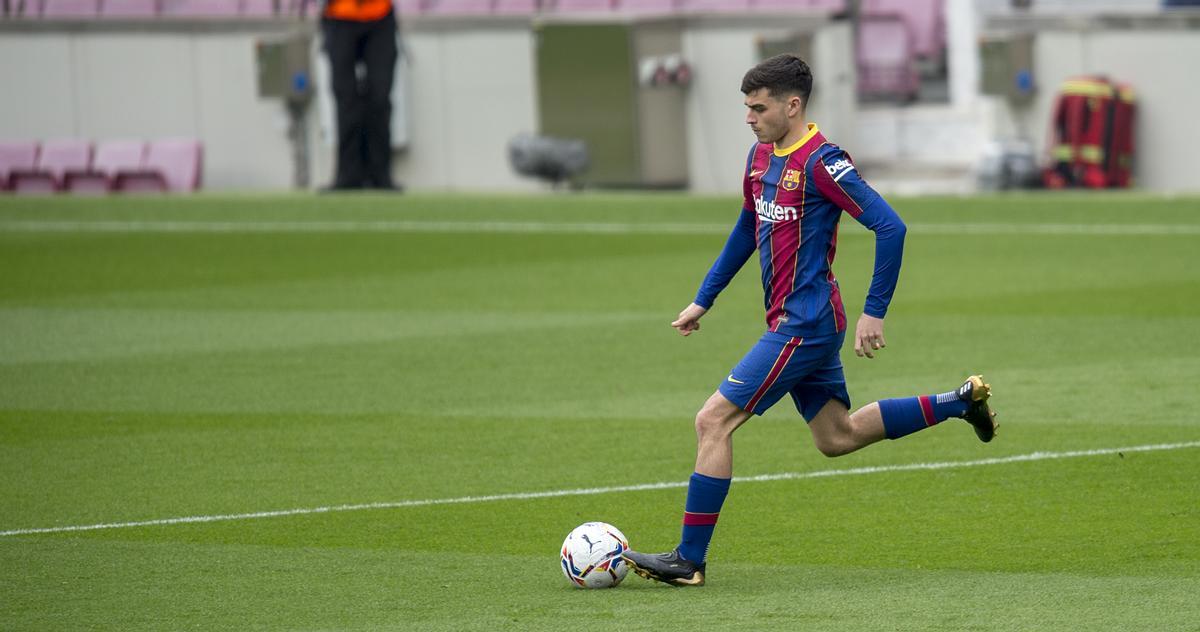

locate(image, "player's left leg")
(807, 399), (885, 457)
(805, 376), (998, 457)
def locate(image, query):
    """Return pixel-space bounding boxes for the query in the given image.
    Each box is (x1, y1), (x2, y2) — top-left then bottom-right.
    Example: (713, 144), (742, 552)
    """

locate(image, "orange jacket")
(324, 0), (393, 21)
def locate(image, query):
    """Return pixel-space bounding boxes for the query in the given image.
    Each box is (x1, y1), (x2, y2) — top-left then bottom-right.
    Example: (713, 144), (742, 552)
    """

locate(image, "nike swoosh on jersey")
(727, 375), (746, 385)
(749, 169), (764, 178)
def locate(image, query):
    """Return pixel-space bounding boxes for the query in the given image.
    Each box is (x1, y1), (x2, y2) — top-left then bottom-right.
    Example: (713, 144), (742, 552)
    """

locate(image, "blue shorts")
(718, 331), (851, 421)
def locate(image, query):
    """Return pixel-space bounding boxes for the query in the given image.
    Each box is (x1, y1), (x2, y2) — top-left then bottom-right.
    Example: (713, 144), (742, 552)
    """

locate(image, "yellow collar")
(773, 123), (819, 157)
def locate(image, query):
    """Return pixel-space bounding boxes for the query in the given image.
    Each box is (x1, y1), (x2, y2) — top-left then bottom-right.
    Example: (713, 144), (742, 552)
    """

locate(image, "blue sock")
(676, 472), (731, 564)
(878, 390), (969, 440)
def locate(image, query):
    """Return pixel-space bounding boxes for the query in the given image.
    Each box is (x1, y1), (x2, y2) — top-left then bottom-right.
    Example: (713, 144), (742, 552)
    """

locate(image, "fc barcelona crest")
(781, 168), (802, 191)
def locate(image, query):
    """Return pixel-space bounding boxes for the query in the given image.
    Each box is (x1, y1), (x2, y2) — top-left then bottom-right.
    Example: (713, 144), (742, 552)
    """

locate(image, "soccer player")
(621, 54), (998, 587)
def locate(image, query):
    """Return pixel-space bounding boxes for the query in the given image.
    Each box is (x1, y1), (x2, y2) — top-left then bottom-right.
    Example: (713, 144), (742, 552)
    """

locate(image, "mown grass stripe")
(3, 440), (1196, 538)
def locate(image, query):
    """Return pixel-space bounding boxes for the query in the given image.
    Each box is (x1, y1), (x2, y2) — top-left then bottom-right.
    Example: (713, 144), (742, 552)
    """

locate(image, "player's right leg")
(624, 332), (823, 587)
(957, 375), (999, 442)
(624, 391), (749, 587)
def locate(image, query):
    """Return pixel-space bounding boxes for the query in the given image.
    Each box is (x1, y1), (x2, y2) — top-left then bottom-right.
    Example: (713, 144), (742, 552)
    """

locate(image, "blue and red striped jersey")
(695, 123), (906, 338)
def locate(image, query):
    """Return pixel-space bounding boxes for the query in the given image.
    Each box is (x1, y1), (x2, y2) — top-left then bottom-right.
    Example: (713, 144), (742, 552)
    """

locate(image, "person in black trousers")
(321, 0), (403, 191)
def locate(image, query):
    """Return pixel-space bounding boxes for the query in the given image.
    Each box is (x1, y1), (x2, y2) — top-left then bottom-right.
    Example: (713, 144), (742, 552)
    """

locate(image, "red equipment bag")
(1043, 77), (1136, 189)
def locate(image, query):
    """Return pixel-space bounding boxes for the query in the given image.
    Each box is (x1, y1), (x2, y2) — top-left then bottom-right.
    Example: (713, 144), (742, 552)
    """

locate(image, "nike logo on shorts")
(727, 375), (746, 385)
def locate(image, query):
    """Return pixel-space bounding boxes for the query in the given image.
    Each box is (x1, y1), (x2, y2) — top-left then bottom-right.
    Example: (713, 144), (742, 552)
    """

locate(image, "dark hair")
(741, 54), (813, 105)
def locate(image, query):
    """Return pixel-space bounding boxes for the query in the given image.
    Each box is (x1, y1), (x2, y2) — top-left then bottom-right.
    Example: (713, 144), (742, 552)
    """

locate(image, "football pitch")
(1, 191), (1198, 630)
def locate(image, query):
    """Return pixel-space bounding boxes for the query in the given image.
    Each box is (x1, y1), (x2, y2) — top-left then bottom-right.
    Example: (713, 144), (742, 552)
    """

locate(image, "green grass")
(1, 192), (1199, 630)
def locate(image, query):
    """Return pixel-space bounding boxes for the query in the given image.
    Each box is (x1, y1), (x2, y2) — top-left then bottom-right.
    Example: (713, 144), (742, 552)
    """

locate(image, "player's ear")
(788, 95), (803, 117)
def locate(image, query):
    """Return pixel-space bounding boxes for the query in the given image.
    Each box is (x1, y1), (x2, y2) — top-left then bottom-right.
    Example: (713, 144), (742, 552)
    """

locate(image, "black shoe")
(622, 549), (705, 586)
(958, 375), (998, 443)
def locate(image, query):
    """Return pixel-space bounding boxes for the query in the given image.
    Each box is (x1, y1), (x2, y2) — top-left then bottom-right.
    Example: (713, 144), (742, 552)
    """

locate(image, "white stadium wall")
(385, 22), (542, 193)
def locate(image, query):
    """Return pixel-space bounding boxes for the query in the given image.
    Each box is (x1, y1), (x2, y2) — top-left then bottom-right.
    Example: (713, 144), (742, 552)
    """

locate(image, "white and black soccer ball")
(559, 522), (630, 589)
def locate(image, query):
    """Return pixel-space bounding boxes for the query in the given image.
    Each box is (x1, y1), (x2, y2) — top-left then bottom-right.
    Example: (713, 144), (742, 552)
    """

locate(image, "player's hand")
(854, 314), (886, 359)
(671, 303), (708, 337)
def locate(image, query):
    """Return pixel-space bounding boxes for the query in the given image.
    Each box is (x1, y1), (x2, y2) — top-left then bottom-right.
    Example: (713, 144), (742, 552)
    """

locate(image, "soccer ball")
(559, 522), (630, 589)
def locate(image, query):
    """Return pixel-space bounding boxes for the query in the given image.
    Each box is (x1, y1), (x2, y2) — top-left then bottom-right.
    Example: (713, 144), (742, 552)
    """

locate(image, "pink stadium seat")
(9, 139), (92, 194)
(424, 0), (493, 14)
(100, 0), (160, 18)
(240, 0), (274, 15)
(0, 141), (39, 192)
(115, 138), (202, 193)
(40, 0), (100, 17)
(682, 0), (749, 12)
(857, 14), (919, 101)
(863, 0), (943, 59)
(63, 140), (144, 194)
(553, 0), (612, 11)
(161, 0), (241, 17)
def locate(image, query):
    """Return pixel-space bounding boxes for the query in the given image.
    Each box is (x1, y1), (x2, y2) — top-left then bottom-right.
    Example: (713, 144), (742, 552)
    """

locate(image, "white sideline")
(2, 220), (1200, 236)
(2, 441), (1197, 538)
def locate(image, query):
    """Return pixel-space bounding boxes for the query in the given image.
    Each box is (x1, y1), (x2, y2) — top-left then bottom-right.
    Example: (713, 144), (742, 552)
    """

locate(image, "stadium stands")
(8, 139), (91, 194)
(61, 140), (144, 193)
(862, 0), (944, 60)
(115, 138), (202, 192)
(0, 138), (201, 194)
(0, 141), (38, 191)
(856, 14), (919, 101)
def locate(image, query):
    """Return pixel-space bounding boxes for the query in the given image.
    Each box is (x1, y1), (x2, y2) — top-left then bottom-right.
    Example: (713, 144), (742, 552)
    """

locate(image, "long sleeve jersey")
(694, 123), (907, 338)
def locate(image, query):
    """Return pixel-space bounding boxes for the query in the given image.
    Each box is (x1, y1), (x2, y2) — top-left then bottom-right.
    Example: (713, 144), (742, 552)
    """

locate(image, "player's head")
(741, 54), (813, 144)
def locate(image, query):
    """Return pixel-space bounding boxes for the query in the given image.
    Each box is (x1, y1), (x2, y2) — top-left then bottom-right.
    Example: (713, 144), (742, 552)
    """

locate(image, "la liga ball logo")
(559, 522), (629, 589)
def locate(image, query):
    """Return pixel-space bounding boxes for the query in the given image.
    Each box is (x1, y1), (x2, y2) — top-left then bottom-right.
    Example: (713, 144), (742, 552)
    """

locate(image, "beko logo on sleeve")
(824, 158), (855, 182)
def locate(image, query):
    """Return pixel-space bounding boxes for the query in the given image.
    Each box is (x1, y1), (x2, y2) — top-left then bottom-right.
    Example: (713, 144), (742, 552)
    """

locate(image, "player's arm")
(851, 198), (906, 358)
(673, 209), (757, 336)
(814, 150), (907, 357)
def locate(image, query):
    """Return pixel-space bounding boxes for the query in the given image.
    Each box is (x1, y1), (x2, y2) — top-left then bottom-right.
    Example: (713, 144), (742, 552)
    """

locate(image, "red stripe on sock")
(918, 395), (937, 426)
(682, 511), (720, 526)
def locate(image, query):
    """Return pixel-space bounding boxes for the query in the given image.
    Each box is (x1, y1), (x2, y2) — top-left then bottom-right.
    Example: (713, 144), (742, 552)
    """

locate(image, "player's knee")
(811, 424), (857, 458)
(694, 406), (732, 440)
(694, 409), (720, 439)
(814, 437), (853, 458)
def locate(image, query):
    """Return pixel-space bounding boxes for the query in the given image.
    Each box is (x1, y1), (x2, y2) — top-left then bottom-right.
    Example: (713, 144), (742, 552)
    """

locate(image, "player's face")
(744, 88), (801, 144)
